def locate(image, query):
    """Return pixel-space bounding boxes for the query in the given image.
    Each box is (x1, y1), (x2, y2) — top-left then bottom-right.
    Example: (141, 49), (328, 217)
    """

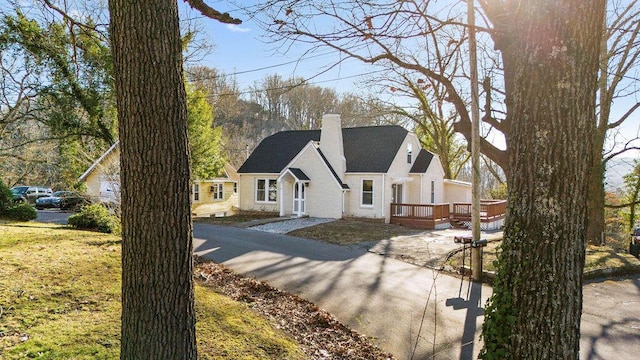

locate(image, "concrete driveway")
(193, 223), (640, 360)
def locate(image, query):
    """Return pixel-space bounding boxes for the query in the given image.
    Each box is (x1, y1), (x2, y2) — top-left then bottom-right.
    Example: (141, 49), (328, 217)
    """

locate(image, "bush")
(3, 203), (38, 221)
(0, 179), (14, 213)
(68, 204), (121, 234)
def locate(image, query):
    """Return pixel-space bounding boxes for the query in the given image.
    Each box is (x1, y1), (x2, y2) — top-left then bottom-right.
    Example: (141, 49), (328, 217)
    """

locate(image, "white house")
(237, 114), (472, 226)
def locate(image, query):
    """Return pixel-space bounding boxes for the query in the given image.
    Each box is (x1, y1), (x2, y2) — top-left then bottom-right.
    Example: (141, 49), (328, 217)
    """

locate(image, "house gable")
(78, 141), (120, 183)
(282, 141), (348, 190)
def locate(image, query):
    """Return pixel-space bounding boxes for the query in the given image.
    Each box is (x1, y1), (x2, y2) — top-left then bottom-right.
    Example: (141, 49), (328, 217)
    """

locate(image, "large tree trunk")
(481, 1), (605, 359)
(586, 149), (606, 246)
(109, 1), (197, 359)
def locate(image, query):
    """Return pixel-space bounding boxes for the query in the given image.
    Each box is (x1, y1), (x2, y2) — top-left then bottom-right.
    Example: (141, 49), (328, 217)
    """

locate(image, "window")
(212, 184), (223, 200)
(430, 180), (435, 203)
(193, 183), (200, 201)
(361, 179), (374, 207)
(256, 179), (277, 203)
(233, 183), (237, 193)
(407, 143), (413, 164)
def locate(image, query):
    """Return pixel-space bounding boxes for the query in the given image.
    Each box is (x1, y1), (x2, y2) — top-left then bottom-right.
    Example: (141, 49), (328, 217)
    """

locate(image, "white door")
(293, 182), (306, 216)
(392, 184), (404, 215)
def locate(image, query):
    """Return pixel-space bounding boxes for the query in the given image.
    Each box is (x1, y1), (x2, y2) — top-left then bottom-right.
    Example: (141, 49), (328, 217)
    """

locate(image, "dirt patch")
(288, 218), (421, 245)
(195, 259), (394, 359)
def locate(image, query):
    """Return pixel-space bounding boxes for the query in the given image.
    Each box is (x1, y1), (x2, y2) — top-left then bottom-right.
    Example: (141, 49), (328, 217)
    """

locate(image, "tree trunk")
(586, 150), (606, 246)
(481, 1), (605, 359)
(109, 1), (197, 359)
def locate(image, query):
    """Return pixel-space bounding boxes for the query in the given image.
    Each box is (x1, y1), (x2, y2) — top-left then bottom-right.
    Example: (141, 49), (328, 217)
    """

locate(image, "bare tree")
(255, 0), (508, 169)
(258, 1), (605, 358)
(587, 0), (640, 244)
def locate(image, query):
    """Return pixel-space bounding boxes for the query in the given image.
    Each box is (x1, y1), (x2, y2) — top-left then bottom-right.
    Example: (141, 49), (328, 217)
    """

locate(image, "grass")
(0, 221), (303, 359)
(444, 240), (640, 279)
(288, 218), (420, 245)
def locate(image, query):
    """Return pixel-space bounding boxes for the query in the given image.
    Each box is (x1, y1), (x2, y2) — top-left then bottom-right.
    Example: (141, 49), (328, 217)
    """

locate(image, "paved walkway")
(247, 217), (335, 233)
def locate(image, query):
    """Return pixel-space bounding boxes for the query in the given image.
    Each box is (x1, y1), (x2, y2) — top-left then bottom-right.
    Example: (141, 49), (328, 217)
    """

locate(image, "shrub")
(68, 204), (121, 234)
(0, 179), (13, 213)
(4, 203), (38, 221)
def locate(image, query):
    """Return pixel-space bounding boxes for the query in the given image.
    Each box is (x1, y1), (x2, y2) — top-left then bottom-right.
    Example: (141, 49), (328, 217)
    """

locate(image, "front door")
(293, 182), (306, 216)
(392, 184), (403, 215)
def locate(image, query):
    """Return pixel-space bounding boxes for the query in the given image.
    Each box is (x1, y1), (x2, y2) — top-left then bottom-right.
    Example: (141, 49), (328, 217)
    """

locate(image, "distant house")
(78, 142), (121, 204)
(78, 141), (238, 217)
(237, 114), (472, 227)
(190, 163), (239, 218)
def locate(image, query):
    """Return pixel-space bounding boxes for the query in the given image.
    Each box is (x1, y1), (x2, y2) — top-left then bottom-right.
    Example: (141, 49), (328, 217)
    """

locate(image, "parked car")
(35, 191), (75, 210)
(630, 227), (640, 259)
(11, 186), (53, 205)
(60, 193), (94, 211)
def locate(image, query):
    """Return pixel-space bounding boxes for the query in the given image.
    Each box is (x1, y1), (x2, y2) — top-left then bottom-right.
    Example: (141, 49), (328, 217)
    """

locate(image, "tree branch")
(605, 199), (640, 209)
(185, 0), (242, 24)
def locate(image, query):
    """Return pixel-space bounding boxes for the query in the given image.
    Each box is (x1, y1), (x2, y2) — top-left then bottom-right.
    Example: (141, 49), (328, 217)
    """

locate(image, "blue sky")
(181, 4), (373, 96)
(190, 3), (640, 157)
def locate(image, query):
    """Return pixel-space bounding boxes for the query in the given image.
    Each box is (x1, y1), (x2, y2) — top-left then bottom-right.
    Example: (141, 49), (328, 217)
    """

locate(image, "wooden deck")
(389, 203), (451, 229)
(390, 200), (507, 230)
(451, 200), (507, 222)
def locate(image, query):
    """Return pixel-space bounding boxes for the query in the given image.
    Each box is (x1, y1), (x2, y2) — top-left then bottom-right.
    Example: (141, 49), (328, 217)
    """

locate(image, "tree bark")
(586, 147), (606, 246)
(481, 1), (605, 359)
(109, 1), (197, 359)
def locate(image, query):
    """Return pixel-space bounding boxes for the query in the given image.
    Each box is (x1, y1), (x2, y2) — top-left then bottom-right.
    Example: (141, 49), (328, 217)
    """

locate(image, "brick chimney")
(319, 114), (346, 177)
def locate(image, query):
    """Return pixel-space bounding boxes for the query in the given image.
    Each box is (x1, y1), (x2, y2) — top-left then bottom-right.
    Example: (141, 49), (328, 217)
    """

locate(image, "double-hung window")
(212, 184), (223, 200)
(193, 183), (200, 201)
(361, 179), (374, 207)
(256, 179), (277, 203)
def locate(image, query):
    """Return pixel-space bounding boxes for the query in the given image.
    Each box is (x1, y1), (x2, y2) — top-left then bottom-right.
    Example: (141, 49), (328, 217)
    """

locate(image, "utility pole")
(468, 0), (483, 282)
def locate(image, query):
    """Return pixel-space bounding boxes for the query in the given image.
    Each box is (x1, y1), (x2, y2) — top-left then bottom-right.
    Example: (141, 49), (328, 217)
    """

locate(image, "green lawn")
(0, 221), (303, 359)
(445, 240), (640, 279)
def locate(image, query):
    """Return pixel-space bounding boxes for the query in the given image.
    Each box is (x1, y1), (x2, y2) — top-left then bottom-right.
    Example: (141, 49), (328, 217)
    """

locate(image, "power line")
(204, 68), (388, 98)
(186, 50), (355, 81)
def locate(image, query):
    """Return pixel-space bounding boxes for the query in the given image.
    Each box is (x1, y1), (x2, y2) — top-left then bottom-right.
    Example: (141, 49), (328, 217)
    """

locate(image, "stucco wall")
(343, 174), (385, 219)
(422, 155), (446, 204)
(443, 180), (472, 204)
(238, 174), (280, 213)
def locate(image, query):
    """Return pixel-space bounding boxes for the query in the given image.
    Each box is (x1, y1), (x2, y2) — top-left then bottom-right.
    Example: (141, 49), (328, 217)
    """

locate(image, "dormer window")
(407, 143), (413, 164)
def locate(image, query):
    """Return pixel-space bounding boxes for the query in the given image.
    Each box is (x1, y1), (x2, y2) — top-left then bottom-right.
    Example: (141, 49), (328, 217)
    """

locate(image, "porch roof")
(283, 167), (310, 182)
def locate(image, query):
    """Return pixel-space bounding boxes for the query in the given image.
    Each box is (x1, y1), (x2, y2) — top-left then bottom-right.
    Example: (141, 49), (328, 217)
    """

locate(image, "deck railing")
(390, 200), (507, 230)
(389, 203), (450, 229)
(452, 200), (507, 221)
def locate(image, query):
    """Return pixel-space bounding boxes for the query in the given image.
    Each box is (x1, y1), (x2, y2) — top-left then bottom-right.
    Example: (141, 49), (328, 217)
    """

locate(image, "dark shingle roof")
(238, 125), (408, 174)
(409, 149), (434, 173)
(316, 148), (350, 189)
(343, 126), (407, 172)
(238, 130), (320, 173)
(288, 168), (310, 181)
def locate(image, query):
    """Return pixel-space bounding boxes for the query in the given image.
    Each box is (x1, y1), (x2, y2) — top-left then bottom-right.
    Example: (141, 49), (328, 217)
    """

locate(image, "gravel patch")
(249, 217), (336, 234)
(365, 229), (504, 269)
